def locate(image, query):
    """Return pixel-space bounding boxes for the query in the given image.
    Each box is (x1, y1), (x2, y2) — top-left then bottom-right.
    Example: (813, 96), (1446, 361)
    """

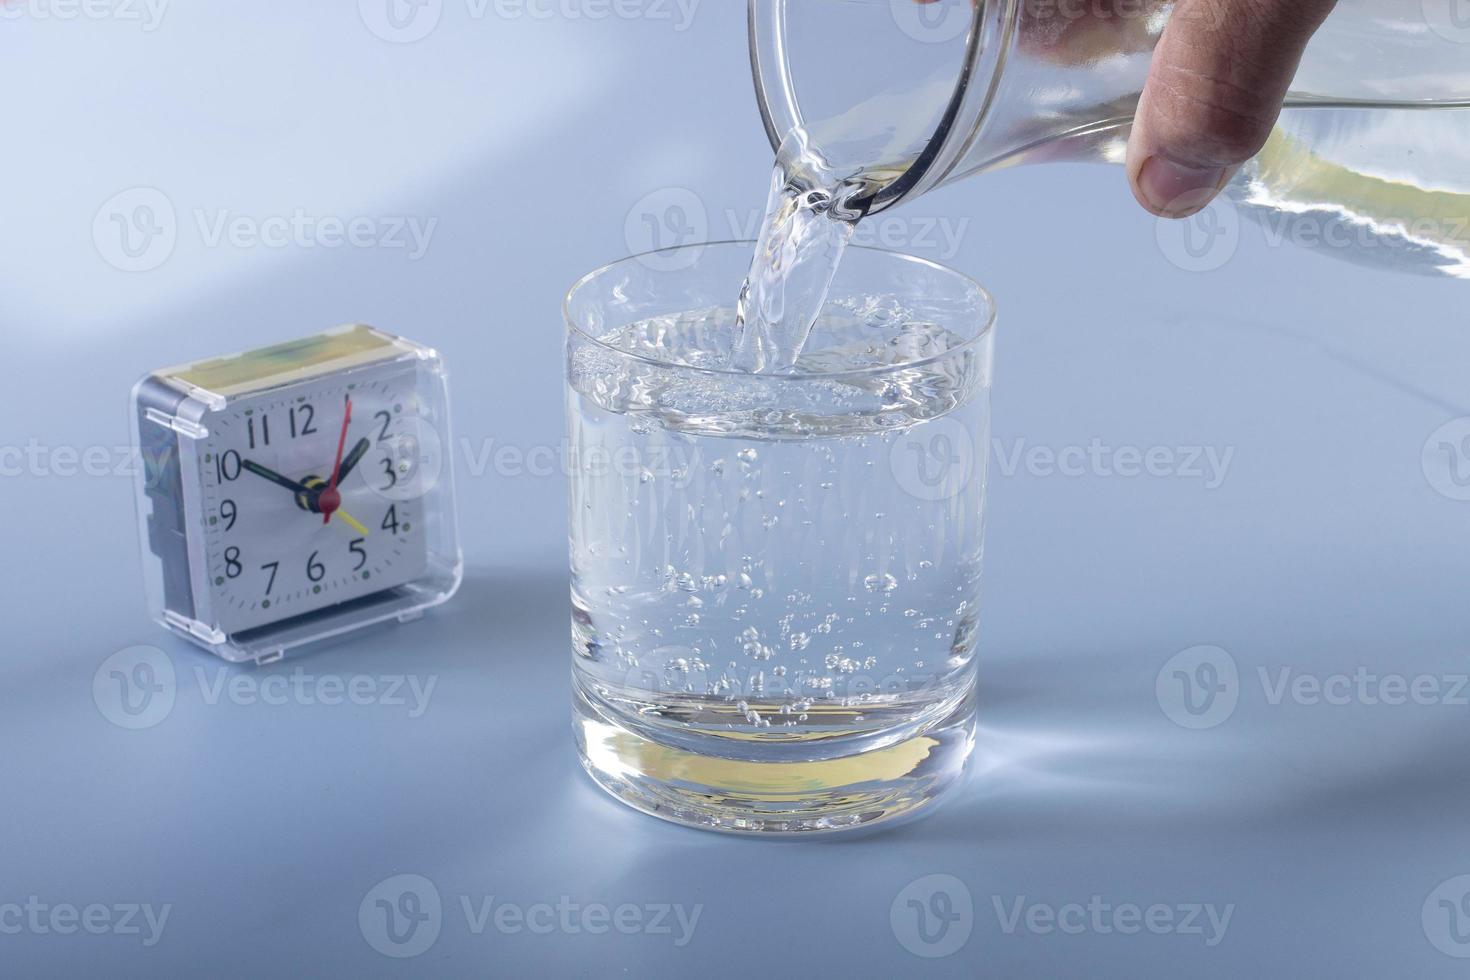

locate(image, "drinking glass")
(565, 242), (996, 834)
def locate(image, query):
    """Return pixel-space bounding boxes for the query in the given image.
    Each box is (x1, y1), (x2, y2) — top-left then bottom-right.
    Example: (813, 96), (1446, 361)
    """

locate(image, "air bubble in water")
(864, 573), (899, 593)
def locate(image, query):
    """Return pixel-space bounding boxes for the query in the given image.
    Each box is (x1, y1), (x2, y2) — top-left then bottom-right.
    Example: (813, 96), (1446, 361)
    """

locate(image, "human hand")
(916, 0), (1338, 219)
(1125, 0), (1338, 218)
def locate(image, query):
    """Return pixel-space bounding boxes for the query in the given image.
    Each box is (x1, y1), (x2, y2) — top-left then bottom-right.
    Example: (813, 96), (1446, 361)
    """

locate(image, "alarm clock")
(131, 325), (462, 663)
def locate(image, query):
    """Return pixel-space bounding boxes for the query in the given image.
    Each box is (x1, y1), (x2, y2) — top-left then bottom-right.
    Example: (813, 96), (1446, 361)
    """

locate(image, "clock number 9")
(220, 499), (237, 531)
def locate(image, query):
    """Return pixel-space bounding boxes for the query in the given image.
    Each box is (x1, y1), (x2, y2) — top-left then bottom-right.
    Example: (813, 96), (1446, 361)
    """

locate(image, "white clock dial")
(196, 368), (432, 635)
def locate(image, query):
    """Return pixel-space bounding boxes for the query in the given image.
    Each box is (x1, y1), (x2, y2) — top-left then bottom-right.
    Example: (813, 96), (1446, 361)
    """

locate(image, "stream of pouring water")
(729, 130), (869, 374)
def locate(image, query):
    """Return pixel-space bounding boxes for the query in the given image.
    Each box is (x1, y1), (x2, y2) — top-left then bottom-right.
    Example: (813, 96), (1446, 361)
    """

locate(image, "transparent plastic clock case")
(130, 325), (462, 664)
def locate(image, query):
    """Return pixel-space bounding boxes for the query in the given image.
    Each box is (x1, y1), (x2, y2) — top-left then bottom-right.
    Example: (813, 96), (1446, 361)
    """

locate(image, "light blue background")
(3, 2), (1470, 976)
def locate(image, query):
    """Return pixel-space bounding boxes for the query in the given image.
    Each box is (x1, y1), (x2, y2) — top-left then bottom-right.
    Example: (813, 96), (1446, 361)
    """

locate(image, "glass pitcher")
(749, 0), (1470, 276)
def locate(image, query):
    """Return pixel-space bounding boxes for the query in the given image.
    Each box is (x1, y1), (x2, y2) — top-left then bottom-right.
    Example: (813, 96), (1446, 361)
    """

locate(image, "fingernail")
(1137, 157), (1229, 218)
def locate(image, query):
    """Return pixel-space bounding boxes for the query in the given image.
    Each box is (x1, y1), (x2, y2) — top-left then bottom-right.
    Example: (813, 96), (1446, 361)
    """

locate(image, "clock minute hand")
(319, 396), (353, 525)
(241, 459), (310, 495)
(334, 437), (372, 484)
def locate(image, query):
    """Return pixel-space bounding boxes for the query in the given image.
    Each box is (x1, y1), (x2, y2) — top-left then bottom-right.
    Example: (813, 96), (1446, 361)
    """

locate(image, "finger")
(1126, 0), (1337, 218)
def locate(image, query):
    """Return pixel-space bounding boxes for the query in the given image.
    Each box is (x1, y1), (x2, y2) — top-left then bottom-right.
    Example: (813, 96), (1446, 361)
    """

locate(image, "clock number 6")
(307, 551), (326, 583)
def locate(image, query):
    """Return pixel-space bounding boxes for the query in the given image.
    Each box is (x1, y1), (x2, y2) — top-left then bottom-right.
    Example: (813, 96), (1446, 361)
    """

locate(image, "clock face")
(195, 366), (435, 635)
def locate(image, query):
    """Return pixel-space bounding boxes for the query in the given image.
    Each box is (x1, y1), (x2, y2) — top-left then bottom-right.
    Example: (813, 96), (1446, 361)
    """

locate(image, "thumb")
(1126, 0), (1337, 218)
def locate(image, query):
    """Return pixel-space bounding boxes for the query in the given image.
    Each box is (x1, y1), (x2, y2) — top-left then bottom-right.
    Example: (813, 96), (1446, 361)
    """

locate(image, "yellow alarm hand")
(333, 509), (369, 537)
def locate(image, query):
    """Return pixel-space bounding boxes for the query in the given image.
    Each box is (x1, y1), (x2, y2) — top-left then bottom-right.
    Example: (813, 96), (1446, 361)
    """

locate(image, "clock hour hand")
(241, 459), (311, 495)
(334, 437), (372, 484)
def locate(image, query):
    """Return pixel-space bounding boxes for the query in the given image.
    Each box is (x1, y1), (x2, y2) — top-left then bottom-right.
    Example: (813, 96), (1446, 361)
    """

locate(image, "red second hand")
(319, 395), (352, 525)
